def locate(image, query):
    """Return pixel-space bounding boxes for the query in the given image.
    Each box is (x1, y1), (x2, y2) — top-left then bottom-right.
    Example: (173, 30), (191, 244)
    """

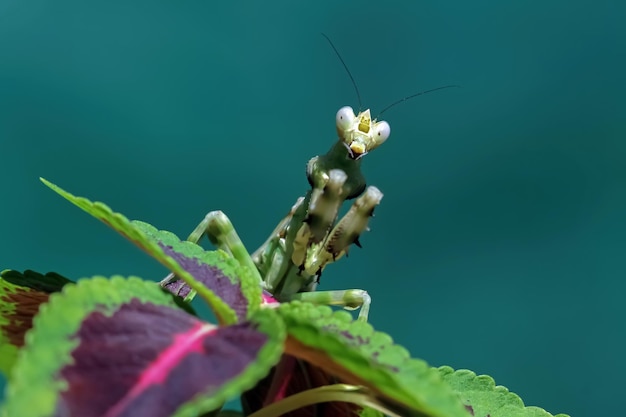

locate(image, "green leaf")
(438, 367), (570, 417)
(2, 276), (285, 417)
(41, 178), (262, 325)
(0, 270), (74, 378)
(276, 301), (468, 417)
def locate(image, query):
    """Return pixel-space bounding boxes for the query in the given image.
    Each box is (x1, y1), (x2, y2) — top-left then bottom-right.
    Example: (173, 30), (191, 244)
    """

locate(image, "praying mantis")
(160, 37), (455, 322)
(160, 104), (387, 321)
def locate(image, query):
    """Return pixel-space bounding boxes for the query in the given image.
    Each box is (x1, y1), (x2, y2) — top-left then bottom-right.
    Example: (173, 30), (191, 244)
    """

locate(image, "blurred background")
(1, 1), (624, 415)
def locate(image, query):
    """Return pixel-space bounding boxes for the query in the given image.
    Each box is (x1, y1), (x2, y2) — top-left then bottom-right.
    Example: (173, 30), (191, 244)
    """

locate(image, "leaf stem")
(246, 384), (404, 417)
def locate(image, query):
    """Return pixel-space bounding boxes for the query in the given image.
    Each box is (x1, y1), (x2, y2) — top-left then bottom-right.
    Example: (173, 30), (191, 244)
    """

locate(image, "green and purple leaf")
(40, 178), (263, 325)
(438, 367), (570, 417)
(2, 276), (285, 417)
(134, 220), (261, 321)
(0, 270), (74, 377)
(275, 301), (468, 417)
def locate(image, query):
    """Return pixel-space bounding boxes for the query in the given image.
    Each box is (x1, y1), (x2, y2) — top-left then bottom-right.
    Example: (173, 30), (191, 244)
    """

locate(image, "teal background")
(1, 1), (624, 416)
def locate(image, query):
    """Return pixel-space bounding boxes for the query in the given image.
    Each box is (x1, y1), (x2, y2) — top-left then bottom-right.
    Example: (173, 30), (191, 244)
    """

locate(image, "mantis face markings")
(335, 106), (390, 160)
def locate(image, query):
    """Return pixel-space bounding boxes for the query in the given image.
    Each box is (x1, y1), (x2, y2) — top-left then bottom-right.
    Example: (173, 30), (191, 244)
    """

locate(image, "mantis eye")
(336, 106), (355, 133)
(372, 120), (391, 146)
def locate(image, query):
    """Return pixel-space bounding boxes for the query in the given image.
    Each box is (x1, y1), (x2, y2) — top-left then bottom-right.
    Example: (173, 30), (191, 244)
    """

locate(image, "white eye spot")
(373, 121), (390, 145)
(336, 106), (355, 132)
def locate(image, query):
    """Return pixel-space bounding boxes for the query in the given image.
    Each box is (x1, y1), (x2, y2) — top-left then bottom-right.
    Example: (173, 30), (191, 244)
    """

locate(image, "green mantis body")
(161, 106), (390, 321)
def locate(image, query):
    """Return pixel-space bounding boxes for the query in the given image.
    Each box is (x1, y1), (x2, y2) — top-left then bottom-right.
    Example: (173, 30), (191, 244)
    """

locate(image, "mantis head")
(335, 106), (390, 160)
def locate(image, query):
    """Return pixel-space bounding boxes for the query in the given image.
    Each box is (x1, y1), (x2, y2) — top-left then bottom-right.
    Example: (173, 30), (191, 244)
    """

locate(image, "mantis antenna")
(322, 33), (459, 117)
(322, 33), (363, 110)
(377, 84), (460, 117)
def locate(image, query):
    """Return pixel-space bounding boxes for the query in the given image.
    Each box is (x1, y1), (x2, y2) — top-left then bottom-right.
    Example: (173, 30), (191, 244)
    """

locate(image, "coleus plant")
(0, 53), (570, 416)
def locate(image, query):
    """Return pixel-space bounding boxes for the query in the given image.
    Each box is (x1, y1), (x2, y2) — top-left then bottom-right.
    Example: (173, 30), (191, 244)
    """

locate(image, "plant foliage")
(0, 181), (569, 417)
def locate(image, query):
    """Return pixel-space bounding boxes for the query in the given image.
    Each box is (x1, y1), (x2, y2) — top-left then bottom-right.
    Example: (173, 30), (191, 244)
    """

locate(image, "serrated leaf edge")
(2, 276), (176, 417)
(40, 178), (238, 325)
(278, 302), (467, 417)
(438, 366), (570, 417)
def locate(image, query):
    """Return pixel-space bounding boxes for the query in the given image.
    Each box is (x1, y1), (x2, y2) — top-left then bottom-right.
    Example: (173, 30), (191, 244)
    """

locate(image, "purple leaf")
(56, 300), (273, 417)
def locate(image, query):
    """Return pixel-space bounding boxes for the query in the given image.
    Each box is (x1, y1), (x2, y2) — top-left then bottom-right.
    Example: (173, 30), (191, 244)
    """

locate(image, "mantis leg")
(251, 197), (304, 292)
(283, 289), (371, 322)
(160, 210), (265, 289)
(251, 197), (304, 265)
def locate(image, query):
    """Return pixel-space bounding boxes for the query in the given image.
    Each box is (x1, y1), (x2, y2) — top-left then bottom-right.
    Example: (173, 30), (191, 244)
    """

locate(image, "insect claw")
(354, 237), (362, 248)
